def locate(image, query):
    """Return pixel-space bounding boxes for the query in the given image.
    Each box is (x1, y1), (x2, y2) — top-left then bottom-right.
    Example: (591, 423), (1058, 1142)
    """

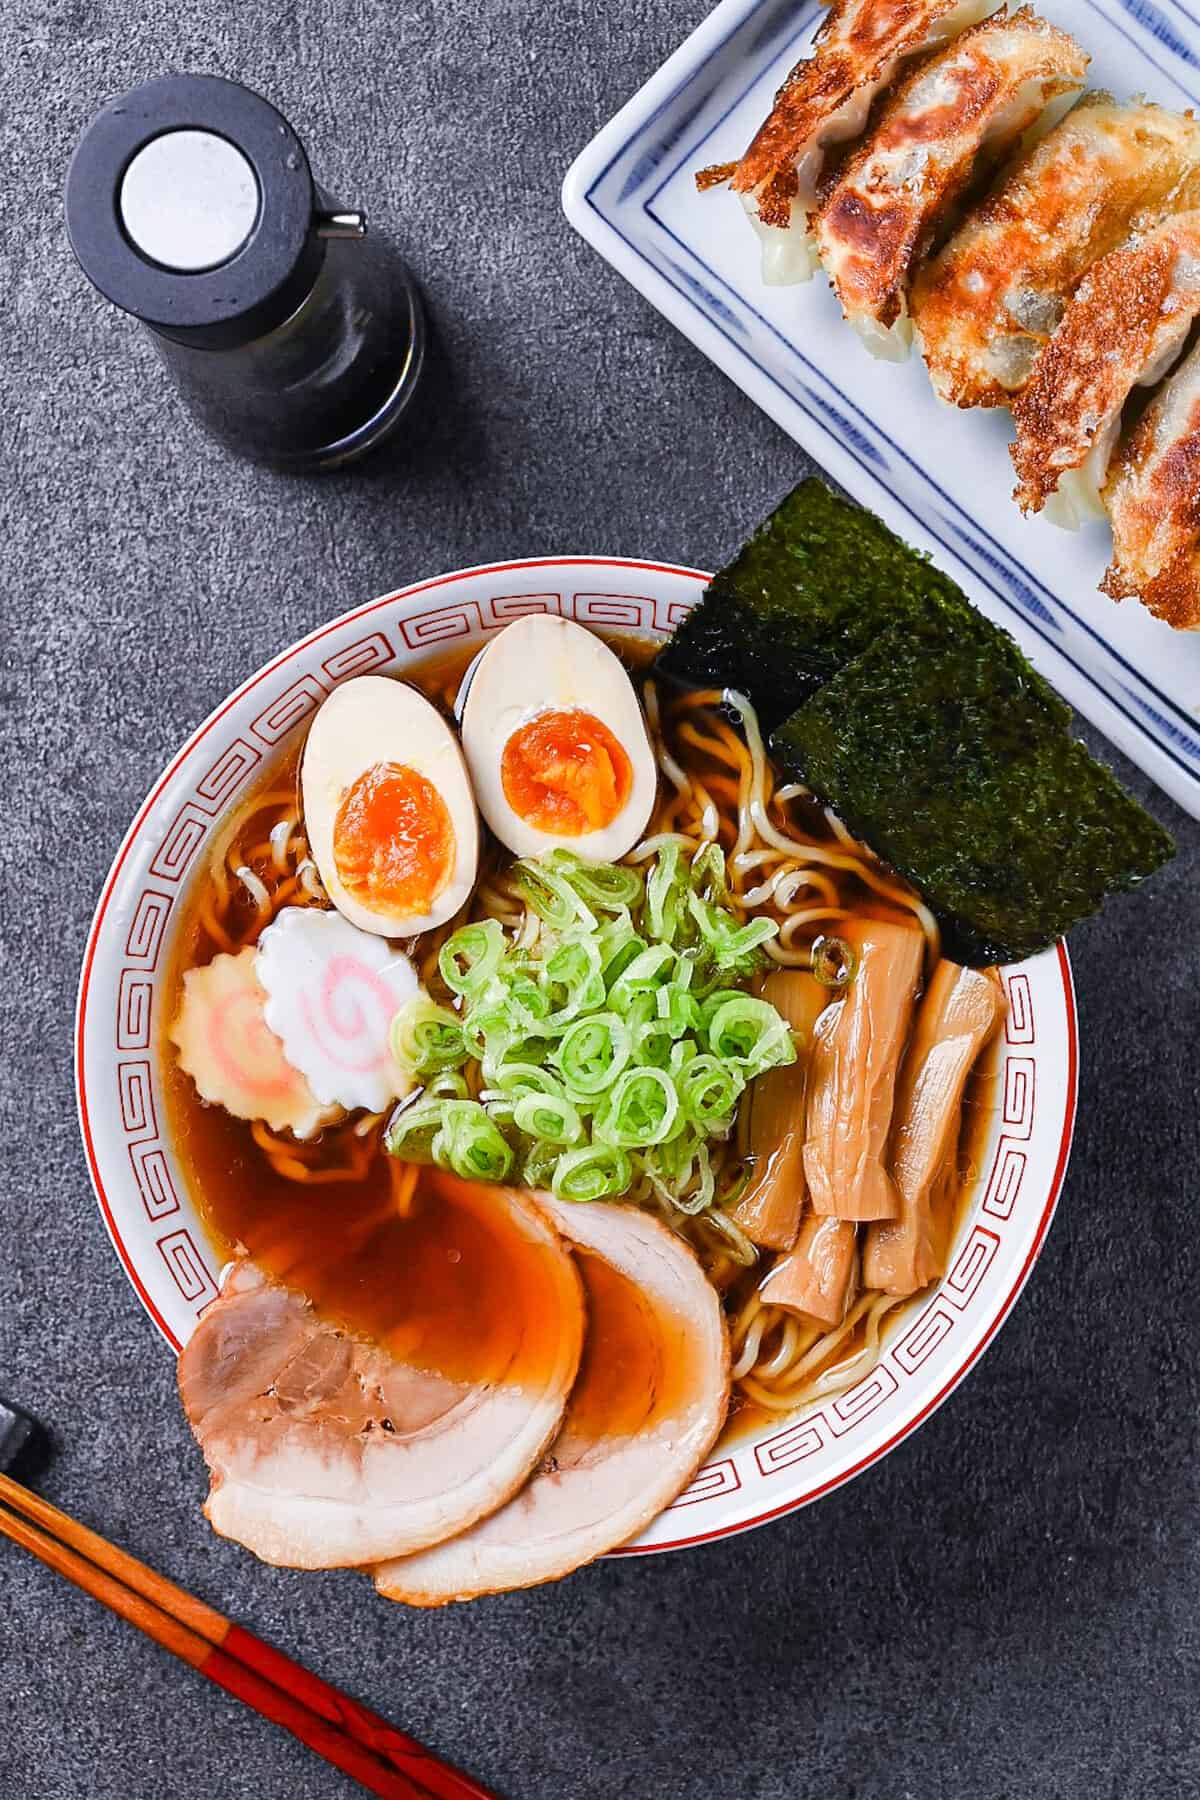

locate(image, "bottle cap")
(66, 73), (322, 349)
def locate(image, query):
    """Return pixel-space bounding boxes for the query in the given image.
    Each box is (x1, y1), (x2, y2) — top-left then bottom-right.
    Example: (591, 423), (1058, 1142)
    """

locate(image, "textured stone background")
(2, 2), (1199, 1796)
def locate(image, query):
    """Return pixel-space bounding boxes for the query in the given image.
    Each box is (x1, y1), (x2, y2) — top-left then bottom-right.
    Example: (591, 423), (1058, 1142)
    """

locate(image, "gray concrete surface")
(2, 2), (1199, 1796)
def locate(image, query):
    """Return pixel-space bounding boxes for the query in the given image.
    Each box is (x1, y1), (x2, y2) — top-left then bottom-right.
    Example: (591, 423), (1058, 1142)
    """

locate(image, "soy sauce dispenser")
(66, 74), (426, 470)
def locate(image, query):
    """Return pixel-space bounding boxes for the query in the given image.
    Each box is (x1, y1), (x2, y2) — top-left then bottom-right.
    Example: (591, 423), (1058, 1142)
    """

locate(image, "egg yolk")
(332, 762), (455, 919)
(500, 710), (633, 837)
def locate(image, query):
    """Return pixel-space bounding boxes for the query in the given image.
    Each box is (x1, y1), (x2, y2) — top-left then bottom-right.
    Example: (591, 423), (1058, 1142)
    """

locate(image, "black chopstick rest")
(0, 1396), (48, 1479)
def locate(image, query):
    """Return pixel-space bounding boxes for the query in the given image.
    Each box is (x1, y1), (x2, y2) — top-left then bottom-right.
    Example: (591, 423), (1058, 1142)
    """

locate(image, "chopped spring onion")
(513, 1090), (584, 1147)
(552, 855), (644, 912)
(677, 1053), (741, 1127)
(552, 1143), (634, 1203)
(389, 998), (466, 1075)
(541, 937), (606, 1027)
(595, 1066), (680, 1148)
(646, 841), (689, 941)
(706, 995), (796, 1077)
(432, 1101), (514, 1182)
(554, 1012), (632, 1097)
(511, 856), (596, 931)
(438, 920), (506, 997)
(385, 846), (797, 1206)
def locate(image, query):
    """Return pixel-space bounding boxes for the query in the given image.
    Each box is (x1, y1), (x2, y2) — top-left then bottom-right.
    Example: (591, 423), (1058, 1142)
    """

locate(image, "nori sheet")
(653, 478), (1054, 732)
(770, 627), (1175, 966)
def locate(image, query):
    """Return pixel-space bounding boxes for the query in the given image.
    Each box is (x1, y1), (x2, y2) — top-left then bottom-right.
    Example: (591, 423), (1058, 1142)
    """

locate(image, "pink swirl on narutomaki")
(256, 906), (420, 1113)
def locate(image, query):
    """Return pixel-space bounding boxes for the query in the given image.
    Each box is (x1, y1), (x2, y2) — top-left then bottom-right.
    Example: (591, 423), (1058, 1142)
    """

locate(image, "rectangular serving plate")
(563, 0), (1200, 819)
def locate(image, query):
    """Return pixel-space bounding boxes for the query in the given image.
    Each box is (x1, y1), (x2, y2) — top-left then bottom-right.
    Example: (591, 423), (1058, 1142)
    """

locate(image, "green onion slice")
(678, 1053), (743, 1127)
(431, 1100), (514, 1183)
(512, 857), (596, 931)
(595, 1066), (680, 1148)
(390, 998), (467, 1076)
(551, 1143), (633, 1202)
(439, 920), (506, 998)
(544, 848), (644, 913)
(706, 996), (797, 1077)
(553, 1012), (632, 1097)
(513, 1091), (584, 1147)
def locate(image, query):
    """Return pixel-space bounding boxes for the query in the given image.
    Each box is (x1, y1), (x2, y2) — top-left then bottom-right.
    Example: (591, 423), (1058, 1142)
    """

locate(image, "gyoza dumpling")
(815, 7), (1088, 357)
(697, 0), (993, 285)
(913, 95), (1200, 406)
(1010, 210), (1200, 527)
(1101, 336), (1200, 629)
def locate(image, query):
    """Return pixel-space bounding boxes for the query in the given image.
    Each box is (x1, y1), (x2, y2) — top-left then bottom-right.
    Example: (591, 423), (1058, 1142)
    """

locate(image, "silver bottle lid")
(119, 129), (261, 273)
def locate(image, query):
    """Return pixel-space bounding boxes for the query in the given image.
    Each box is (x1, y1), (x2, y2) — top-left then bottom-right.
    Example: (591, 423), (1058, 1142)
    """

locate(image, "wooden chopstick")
(0, 1473), (501, 1800)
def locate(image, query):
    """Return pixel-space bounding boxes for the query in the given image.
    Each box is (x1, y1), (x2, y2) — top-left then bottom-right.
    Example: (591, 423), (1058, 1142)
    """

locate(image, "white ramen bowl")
(75, 558), (1078, 1554)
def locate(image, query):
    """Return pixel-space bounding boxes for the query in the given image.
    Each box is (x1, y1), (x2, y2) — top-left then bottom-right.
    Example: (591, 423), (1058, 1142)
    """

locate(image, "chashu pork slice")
(699, 0), (993, 285)
(913, 95), (1200, 407)
(375, 1201), (730, 1605)
(1102, 336), (1200, 629)
(178, 1178), (585, 1570)
(1010, 210), (1200, 527)
(816, 7), (1088, 357)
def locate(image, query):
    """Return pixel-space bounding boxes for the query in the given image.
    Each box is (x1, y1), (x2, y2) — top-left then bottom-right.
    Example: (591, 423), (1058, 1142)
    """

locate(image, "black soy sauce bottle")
(65, 74), (426, 470)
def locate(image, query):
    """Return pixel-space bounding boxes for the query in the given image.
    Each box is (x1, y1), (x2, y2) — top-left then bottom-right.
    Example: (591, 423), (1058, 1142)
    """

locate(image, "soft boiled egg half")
(302, 675), (478, 937)
(461, 615), (657, 861)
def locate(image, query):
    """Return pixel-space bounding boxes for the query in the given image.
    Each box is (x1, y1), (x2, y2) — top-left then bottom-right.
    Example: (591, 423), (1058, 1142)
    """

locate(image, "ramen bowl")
(75, 557), (1078, 1554)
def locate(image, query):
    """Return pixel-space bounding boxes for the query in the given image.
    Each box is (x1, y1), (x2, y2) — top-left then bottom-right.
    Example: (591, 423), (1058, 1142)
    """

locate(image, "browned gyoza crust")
(1102, 336), (1200, 629)
(816, 7), (1088, 334)
(912, 96), (1200, 407)
(716, 0), (982, 227)
(1010, 210), (1200, 514)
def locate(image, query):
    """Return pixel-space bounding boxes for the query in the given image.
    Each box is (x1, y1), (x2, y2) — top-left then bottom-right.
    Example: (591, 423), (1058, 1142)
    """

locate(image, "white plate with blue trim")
(562, 0), (1200, 820)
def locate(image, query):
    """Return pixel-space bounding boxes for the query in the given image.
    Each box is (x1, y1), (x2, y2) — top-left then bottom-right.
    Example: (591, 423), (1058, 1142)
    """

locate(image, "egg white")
(461, 615), (657, 861)
(301, 675), (479, 937)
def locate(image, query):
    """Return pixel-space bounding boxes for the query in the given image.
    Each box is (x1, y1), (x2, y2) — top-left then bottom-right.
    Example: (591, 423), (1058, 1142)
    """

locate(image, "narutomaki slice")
(178, 1177), (585, 1570)
(169, 946), (342, 1141)
(375, 1201), (730, 1606)
(803, 917), (925, 1221)
(731, 970), (829, 1251)
(760, 1213), (860, 1326)
(864, 961), (1005, 1294)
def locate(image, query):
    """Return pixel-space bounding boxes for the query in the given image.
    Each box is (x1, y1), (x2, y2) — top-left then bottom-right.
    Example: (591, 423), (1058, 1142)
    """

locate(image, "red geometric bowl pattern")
(75, 558), (1077, 1554)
